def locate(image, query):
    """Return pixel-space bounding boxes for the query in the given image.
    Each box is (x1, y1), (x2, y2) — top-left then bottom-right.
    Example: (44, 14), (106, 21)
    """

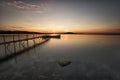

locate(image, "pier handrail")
(0, 35), (43, 45)
(0, 39), (50, 63)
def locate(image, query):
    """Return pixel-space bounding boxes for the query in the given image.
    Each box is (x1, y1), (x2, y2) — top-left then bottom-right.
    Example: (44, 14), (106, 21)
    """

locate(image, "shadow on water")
(0, 39), (50, 63)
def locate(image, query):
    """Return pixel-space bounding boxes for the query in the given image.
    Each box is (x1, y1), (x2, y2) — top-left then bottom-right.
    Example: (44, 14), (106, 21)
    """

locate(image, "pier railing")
(0, 34), (50, 63)
(0, 34), (44, 45)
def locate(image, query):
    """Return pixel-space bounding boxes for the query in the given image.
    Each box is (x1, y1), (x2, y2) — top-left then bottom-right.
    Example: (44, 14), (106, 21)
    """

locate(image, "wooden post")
(39, 37), (41, 43)
(13, 35), (16, 53)
(26, 34), (29, 48)
(33, 34), (35, 45)
(18, 34), (21, 51)
(3, 35), (7, 55)
(35, 34), (38, 44)
(33, 34), (34, 37)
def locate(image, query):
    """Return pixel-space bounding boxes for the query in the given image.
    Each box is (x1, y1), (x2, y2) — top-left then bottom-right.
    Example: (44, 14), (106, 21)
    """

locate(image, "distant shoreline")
(0, 30), (120, 35)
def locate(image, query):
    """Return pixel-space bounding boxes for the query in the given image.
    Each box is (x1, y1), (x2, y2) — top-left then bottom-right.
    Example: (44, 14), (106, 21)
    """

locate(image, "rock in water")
(58, 61), (71, 67)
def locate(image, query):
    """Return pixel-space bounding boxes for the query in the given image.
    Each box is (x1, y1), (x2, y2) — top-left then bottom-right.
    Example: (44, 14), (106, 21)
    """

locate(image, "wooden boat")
(42, 34), (61, 39)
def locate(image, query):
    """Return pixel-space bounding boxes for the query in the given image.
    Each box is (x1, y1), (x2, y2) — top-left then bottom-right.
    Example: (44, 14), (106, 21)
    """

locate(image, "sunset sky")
(0, 0), (120, 33)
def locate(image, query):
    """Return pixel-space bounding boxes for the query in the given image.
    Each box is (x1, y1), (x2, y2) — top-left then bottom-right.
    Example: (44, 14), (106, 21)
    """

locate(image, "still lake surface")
(0, 34), (120, 80)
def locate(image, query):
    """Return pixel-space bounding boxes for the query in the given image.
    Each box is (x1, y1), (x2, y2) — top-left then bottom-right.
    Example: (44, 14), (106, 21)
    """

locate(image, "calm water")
(0, 34), (120, 80)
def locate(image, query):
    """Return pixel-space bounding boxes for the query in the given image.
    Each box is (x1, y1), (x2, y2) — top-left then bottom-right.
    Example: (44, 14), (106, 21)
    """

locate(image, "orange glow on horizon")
(0, 25), (120, 33)
(22, 28), (120, 33)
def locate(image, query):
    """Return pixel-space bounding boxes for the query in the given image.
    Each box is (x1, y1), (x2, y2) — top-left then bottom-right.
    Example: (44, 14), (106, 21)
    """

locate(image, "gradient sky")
(0, 0), (120, 33)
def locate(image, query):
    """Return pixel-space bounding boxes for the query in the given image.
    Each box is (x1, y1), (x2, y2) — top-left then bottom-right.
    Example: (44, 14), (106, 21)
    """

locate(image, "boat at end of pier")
(42, 34), (61, 39)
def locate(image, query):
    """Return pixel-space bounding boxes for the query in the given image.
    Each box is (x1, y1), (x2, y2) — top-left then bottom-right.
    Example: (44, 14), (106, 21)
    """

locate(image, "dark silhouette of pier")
(0, 34), (45, 45)
(0, 34), (51, 63)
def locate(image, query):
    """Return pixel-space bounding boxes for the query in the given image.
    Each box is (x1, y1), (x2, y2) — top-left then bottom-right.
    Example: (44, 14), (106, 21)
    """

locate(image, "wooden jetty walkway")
(0, 34), (43, 45)
(0, 34), (61, 45)
(0, 39), (50, 63)
(0, 34), (53, 63)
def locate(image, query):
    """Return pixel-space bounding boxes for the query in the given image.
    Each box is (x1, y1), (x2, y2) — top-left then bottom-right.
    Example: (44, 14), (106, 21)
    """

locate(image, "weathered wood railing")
(0, 34), (50, 63)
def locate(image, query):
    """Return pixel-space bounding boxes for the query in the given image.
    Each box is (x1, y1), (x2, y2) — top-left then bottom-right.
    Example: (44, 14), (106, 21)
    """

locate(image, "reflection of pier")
(0, 34), (51, 63)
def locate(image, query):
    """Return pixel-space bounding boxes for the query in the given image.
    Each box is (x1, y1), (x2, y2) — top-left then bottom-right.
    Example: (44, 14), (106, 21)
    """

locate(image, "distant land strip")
(0, 30), (42, 34)
(0, 30), (120, 35)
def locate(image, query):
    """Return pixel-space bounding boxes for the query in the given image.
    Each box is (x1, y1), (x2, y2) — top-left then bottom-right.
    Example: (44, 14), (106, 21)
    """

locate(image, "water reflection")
(0, 34), (120, 80)
(62, 35), (120, 44)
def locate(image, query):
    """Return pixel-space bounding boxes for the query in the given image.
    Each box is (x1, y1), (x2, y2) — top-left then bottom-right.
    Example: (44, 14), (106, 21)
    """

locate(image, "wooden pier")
(0, 34), (51, 63)
(0, 34), (43, 45)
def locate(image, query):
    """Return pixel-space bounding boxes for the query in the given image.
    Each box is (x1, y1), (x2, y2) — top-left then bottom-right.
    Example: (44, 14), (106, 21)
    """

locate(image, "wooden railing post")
(3, 35), (7, 55)
(13, 34), (16, 53)
(26, 34), (29, 48)
(18, 34), (21, 51)
(33, 34), (35, 45)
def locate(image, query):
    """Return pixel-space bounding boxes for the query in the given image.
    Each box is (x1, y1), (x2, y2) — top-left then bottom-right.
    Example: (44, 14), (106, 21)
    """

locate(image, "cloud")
(0, 23), (24, 31)
(11, 26), (24, 29)
(7, 1), (40, 10)
(7, 0), (50, 12)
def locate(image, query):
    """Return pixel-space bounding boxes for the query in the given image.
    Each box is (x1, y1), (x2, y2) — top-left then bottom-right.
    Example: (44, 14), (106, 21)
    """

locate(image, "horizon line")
(0, 30), (120, 35)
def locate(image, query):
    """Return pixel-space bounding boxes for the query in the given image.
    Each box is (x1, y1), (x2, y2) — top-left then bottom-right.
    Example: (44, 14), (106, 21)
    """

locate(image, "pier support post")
(3, 35), (7, 55)
(18, 34), (21, 51)
(26, 34), (29, 48)
(13, 35), (16, 53)
(33, 34), (36, 46)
